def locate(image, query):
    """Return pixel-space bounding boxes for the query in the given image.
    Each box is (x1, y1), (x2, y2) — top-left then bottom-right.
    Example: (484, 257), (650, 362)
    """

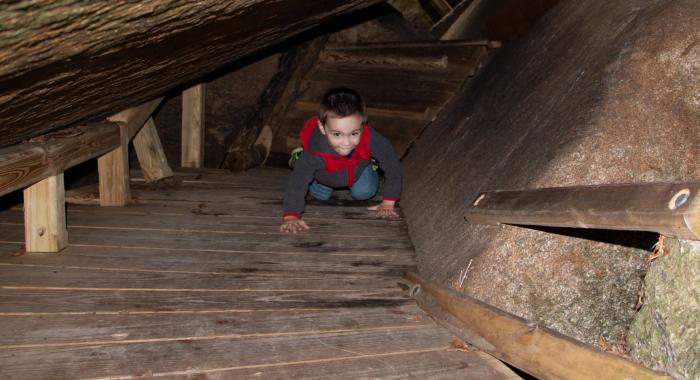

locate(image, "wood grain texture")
(0, 168), (516, 379)
(405, 272), (671, 380)
(107, 98), (164, 139)
(132, 118), (173, 182)
(464, 182), (700, 240)
(0, 0), (381, 148)
(181, 83), (206, 168)
(0, 122), (121, 197)
(23, 174), (67, 253)
(97, 123), (131, 206)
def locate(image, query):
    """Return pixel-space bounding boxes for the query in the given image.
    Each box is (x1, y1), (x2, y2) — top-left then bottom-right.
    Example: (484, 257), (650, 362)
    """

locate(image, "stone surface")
(0, 0), (380, 148)
(153, 53), (281, 168)
(628, 239), (700, 380)
(402, 0), (699, 368)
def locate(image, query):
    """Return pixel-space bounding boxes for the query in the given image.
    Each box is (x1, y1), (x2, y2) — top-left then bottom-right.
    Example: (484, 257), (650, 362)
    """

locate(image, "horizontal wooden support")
(404, 272), (672, 380)
(0, 122), (122, 198)
(107, 97), (164, 140)
(465, 182), (700, 240)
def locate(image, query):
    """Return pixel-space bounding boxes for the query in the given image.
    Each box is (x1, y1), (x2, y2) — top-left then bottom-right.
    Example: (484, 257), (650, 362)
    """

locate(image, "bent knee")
(351, 187), (377, 200)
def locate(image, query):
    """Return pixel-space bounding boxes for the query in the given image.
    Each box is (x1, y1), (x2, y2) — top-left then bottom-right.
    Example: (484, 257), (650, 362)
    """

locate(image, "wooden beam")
(132, 118), (173, 183)
(97, 123), (131, 206)
(0, 122), (121, 198)
(464, 182), (700, 240)
(182, 83), (206, 168)
(23, 174), (68, 253)
(107, 97), (163, 139)
(225, 35), (328, 172)
(404, 272), (672, 380)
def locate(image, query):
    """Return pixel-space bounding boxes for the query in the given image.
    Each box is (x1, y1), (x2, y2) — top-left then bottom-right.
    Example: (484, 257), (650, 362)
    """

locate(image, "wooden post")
(464, 181), (700, 240)
(132, 118), (173, 182)
(182, 83), (205, 168)
(98, 123), (131, 206)
(404, 272), (672, 380)
(23, 174), (68, 253)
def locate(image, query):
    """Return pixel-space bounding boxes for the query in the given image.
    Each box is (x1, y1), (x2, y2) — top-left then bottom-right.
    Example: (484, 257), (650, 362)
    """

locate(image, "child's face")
(319, 114), (363, 156)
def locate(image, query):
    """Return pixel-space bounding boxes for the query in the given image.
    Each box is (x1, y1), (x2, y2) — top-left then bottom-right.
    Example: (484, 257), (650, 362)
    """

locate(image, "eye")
(351, 131), (360, 136)
(332, 133), (341, 137)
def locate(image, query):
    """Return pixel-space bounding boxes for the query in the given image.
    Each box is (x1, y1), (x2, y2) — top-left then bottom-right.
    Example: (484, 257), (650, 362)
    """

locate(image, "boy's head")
(317, 87), (367, 156)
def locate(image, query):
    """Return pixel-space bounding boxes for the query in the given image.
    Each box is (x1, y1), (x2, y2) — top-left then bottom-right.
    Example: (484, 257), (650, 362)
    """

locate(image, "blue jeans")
(309, 165), (378, 201)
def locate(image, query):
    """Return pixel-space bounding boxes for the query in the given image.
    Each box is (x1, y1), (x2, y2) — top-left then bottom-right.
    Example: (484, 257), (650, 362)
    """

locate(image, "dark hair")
(318, 87), (367, 125)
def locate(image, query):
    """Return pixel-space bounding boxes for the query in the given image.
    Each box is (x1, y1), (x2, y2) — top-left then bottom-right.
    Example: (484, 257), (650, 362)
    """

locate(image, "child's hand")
(280, 216), (310, 234)
(368, 200), (400, 220)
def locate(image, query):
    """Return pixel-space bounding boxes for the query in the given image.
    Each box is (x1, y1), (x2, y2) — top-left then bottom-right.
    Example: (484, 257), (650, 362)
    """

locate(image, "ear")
(317, 120), (326, 135)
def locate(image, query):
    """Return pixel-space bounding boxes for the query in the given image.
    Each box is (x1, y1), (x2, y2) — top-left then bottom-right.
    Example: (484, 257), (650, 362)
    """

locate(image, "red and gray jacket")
(282, 116), (401, 218)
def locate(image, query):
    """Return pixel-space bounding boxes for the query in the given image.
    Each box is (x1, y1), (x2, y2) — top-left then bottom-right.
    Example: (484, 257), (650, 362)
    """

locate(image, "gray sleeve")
(370, 129), (402, 200)
(282, 152), (322, 217)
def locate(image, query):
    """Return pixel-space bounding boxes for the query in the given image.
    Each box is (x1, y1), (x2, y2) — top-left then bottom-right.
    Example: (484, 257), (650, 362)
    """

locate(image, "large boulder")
(402, 0), (699, 372)
(628, 239), (700, 380)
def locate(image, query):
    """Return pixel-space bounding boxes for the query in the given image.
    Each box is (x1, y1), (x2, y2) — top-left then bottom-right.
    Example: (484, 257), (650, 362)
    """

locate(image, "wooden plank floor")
(0, 168), (518, 379)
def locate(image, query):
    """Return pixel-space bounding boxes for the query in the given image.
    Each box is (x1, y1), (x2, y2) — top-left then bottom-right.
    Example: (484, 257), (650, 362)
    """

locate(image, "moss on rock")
(628, 239), (700, 380)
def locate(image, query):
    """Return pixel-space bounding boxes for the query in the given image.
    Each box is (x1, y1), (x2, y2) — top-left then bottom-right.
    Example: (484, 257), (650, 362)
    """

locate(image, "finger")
(367, 205), (379, 211)
(299, 221), (310, 230)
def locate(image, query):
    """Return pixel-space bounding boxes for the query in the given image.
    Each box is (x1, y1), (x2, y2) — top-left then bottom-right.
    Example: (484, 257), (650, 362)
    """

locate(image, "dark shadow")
(516, 225), (659, 251)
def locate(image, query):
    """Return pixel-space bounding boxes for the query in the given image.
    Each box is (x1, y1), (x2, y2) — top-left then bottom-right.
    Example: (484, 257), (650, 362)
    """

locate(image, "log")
(97, 123), (131, 206)
(464, 182), (700, 240)
(0, 122), (121, 198)
(23, 174), (68, 253)
(404, 272), (672, 380)
(224, 35), (328, 172)
(0, 0), (381, 149)
(182, 83), (206, 168)
(132, 118), (173, 182)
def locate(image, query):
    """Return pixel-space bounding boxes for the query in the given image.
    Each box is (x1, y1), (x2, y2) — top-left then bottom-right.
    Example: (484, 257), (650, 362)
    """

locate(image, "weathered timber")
(23, 174), (68, 253)
(97, 123), (131, 206)
(225, 35), (328, 172)
(0, 167), (518, 379)
(431, 0), (477, 38)
(132, 118), (173, 182)
(0, 122), (121, 198)
(107, 97), (164, 139)
(464, 182), (700, 240)
(0, 0), (382, 148)
(182, 83), (206, 168)
(271, 40), (491, 156)
(404, 272), (672, 380)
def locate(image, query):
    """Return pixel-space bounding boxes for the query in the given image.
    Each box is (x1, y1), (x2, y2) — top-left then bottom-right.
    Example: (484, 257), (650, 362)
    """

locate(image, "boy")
(280, 87), (401, 233)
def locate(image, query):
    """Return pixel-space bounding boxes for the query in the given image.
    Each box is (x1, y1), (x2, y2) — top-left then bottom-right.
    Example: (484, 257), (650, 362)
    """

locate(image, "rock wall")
(628, 239), (699, 379)
(402, 0), (699, 369)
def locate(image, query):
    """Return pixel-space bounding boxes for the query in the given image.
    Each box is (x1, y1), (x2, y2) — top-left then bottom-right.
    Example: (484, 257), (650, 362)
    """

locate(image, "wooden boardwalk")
(0, 168), (517, 379)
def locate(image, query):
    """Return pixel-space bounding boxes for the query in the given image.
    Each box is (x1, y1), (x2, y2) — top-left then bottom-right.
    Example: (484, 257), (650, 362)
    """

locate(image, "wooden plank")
(107, 97), (164, 139)
(97, 122), (131, 206)
(0, 326), (454, 379)
(0, 223), (415, 254)
(0, 287), (411, 313)
(405, 272), (672, 380)
(464, 181), (700, 240)
(0, 305), (427, 346)
(163, 349), (515, 380)
(22, 174), (67, 253)
(0, 208), (408, 238)
(0, 122), (121, 197)
(131, 118), (173, 182)
(0, 240), (415, 276)
(0, 265), (405, 291)
(181, 83), (206, 168)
